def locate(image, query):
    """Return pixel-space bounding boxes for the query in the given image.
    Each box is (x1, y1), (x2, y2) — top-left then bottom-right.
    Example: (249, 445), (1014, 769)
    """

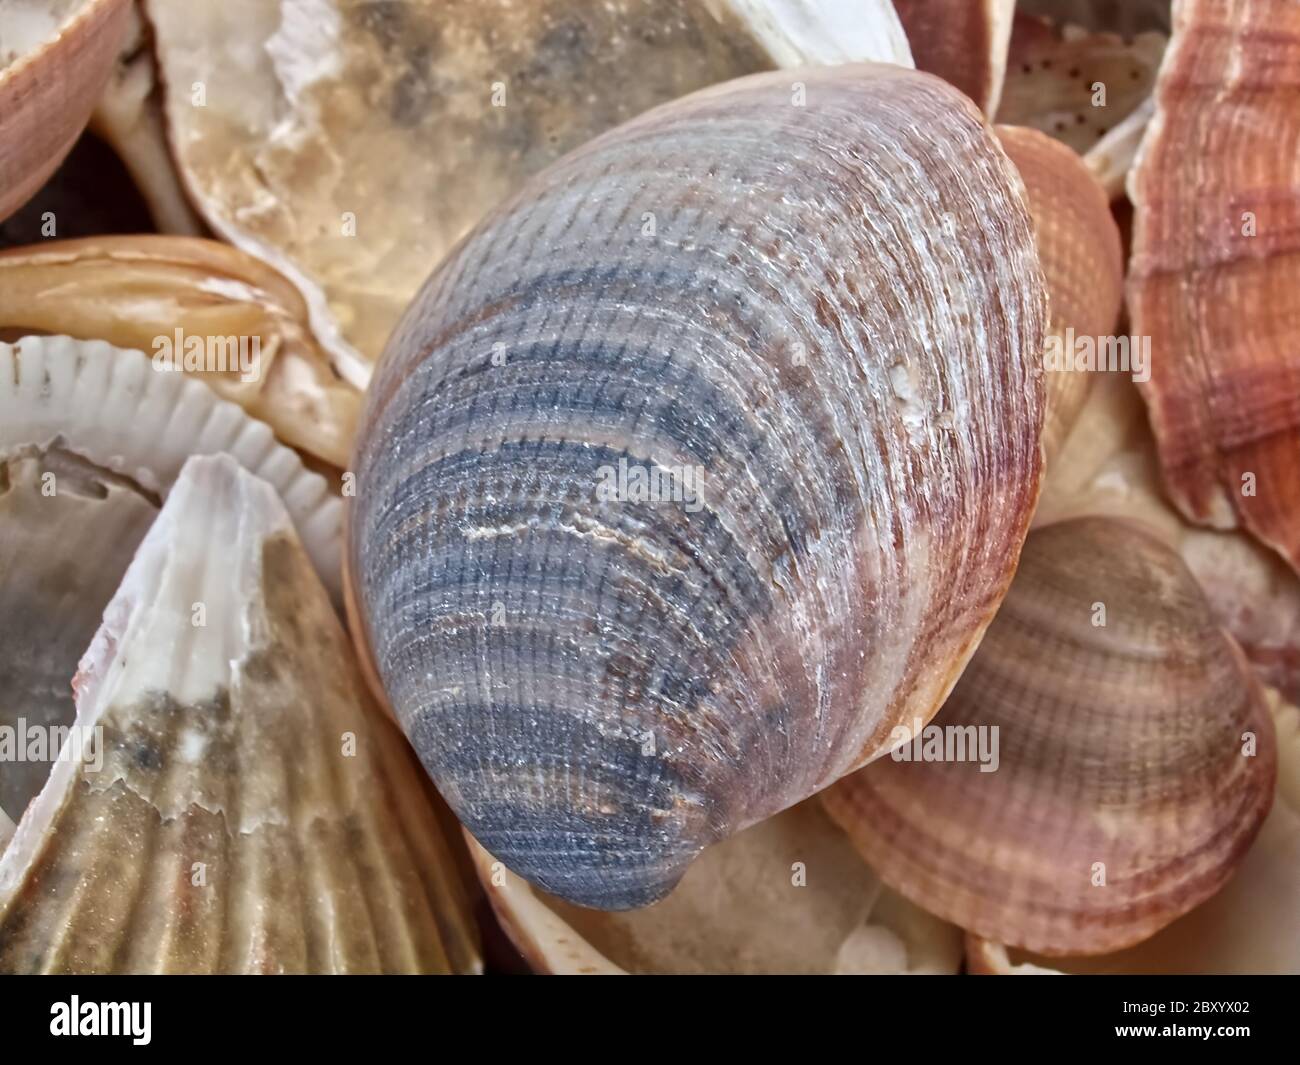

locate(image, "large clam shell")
(1128, 0), (1300, 573)
(142, 0), (913, 385)
(0, 455), (480, 973)
(0, 0), (131, 223)
(349, 63), (1047, 910)
(823, 515), (1277, 956)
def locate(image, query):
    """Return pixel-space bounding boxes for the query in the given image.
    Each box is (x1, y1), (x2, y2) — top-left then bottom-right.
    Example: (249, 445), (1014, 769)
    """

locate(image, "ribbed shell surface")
(351, 64), (1047, 910)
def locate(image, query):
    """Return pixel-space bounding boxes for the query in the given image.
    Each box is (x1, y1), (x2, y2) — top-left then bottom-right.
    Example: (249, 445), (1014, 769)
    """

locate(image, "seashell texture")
(995, 125), (1123, 463)
(996, 13), (1166, 197)
(143, 0), (912, 385)
(0, 455), (481, 973)
(0, 0), (131, 223)
(0, 236), (360, 468)
(823, 515), (1277, 956)
(1018, 1), (1173, 37)
(469, 800), (962, 975)
(893, 0), (1015, 115)
(350, 63), (1048, 910)
(1127, 0), (1300, 573)
(968, 689), (1300, 974)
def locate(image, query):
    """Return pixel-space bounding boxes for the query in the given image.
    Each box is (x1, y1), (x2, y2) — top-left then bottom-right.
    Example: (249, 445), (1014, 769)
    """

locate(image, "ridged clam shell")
(0, 455), (480, 973)
(1128, 0), (1300, 573)
(822, 516), (1277, 956)
(0, 335), (341, 600)
(0, 237), (361, 468)
(968, 689), (1300, 974)
(468, 800), (962, 975)
(350, 63), (1047, 910)
(0, 0), (131, 223)
(995, 125), (1123, 463)
(894, 0), (1015, 114)
(143, 0), (912, 385)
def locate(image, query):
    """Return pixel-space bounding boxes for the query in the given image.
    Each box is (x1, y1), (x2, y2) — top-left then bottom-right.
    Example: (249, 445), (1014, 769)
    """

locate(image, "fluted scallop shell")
(968, 689), (1299, 974)
(823, 515), (1276, 956)
(0, 455), (480, 973)
(893, 0), (1015, 114)
(0, 237), (360, 468)
(1128, 0), (1300, 573)
(350, 63), (1048, 910)
(469, 800), (962, 975)
(142, 0), (912, 385)
(995, 125), (1123, 464)
(0, 0), (131, 223)
(0, 335), (341, 599)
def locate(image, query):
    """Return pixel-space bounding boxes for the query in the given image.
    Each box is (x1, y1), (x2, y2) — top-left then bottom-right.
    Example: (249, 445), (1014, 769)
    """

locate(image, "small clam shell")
(0, 237), (361, 468)
(0, 455), (480, 973)
(995, 125), (1123, 463)
(822, 516), (1277, 956)
(0, 0), (131, 223)
(468, 800), (962, 975)
(1127, 0), (1300, 573)
(894, 0), (1015, 114)
(351, 63), (1047, 909)
(143, 0), (912, 385)
(0, 334), (341, 599)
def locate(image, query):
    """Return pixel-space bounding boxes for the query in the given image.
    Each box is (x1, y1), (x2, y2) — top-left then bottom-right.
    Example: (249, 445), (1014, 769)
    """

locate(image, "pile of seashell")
(0, 0), (1295, 975)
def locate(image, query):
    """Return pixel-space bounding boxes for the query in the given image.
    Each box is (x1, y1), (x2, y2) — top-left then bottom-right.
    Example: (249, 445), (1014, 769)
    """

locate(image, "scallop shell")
(0, 237), (361, 468)
(0, 334), (341, 599)
(469, 800), (962, 975)
(1127, 0), (1300, 574)
(822, 515), (1277, 956)
(968, 689), (1300, 974)
(142, 0), (913, 386)
(349, 63), (1047, 910)
(996, 14), (1166, 197)
(0, 0), (131, 223)
(0, 455), (480, 973)
(996, 125), (1123, 464)
(893, 0), (1015, 115)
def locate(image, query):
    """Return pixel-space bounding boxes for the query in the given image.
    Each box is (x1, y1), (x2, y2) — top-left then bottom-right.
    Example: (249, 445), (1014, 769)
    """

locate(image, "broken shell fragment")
(995, 125), (1123, 464)
(470, 800), (961, 975)
(1127, 0), (1300, 573)
(894, 0), (1015, 115)
(0, 0), (132, 223)
(143, 0), (913, 384)
(822, 516), (1277, 956)
(0, 334), (342, 600)
(350, 63), (1047, 910)
(0, 455), (480, 973)
(0, 236), (361, 467)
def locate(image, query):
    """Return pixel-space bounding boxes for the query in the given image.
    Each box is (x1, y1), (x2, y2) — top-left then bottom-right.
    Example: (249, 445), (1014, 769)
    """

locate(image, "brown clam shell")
(822, 515), (1277, 956)
(894, 0), (1015, 114)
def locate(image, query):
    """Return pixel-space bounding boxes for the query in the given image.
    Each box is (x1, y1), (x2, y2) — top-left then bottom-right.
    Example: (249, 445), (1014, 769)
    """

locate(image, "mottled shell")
(1128, 0), (1300, 573)
(0, 0), (131, 223)
(350, 64), (1047, 910)
(469, 801), (962, 975)
(0, 456), (480, 973)
(823, 516), (1277, 956)
(894, 0), (1015, 114)
(143, 0), (912, 386)
(995, 125), (1123, 463)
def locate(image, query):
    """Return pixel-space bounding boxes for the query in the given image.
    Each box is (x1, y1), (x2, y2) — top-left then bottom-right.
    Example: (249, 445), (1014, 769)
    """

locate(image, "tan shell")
(1128, 0), (1300, 573)
(0, 455), (480, 973)
(822, 515), (1277, 956)
(0, 0), (131, 223)
(143, 0), (913, 386)
(0, 237), (360, 468)
(894, 0), (1015, 115)
(969, 690), (1300, 974)
(469, 800), (961, 975)
(996, 14), (1166, 198)
(996, 125), (1123, 464)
